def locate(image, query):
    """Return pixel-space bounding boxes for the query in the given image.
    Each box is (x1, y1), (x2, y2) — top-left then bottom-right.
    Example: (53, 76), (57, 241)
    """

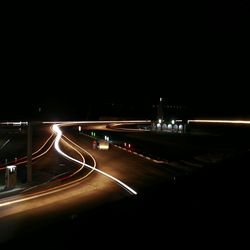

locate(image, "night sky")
(1, 1), (249, 120)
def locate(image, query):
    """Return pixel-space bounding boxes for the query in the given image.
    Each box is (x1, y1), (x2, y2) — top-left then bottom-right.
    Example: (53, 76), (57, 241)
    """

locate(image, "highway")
(0, 121), (172, 245)
(0, 120), (249, 247)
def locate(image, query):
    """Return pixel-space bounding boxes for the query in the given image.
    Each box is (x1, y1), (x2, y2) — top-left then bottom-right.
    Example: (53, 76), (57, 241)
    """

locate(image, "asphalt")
(0, 125), (249, 248)
(2, 152), (249, 248)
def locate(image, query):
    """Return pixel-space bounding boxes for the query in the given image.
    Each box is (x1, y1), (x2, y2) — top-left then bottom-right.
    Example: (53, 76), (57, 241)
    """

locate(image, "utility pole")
(27, 122), (32, 183)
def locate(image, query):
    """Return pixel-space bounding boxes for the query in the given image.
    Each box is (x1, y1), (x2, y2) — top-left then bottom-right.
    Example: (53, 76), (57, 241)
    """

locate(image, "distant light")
(158, 119), (162, 124)
(7, 165), (16, 172)
(78, 126), (81, 132)
(98, 140), (109, 150)
(160, 97), (163, 102)
(171, 120), (175, 125)
(13, 122), (21, 126)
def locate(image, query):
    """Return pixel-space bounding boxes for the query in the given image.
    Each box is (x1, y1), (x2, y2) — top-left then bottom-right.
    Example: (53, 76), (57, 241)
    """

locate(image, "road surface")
(0, 120), (249, 247)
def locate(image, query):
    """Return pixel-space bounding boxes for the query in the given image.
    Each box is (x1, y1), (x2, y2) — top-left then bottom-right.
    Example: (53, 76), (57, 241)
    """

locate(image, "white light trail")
(59, 137), (85, 178)
(0, 122), (138, 209)
(43, 120), (151, 125)
(0, 133), (93, 208)
(0, 132), (55, 170)
(0, 121), (28, 126)
(0, 139), (10, 150)
(22, 137), (86, 193)
(62, 134), (96, 178)
(106, 122), (150, 132)
(0, 122), (137, 208)
(52, 124), (137, 195)
(188, 119), (250, 125)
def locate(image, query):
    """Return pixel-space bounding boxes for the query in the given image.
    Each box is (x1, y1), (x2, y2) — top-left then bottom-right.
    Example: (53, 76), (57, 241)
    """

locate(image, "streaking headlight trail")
(188, 119), (250, 125)
(52, 124), (137, 195)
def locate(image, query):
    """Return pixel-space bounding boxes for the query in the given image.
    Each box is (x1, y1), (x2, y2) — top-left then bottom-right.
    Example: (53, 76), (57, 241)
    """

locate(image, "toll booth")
(5, 165), (17, 189)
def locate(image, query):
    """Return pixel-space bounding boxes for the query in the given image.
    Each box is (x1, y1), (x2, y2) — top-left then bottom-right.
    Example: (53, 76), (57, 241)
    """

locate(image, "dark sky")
(1, 1), (249, 120)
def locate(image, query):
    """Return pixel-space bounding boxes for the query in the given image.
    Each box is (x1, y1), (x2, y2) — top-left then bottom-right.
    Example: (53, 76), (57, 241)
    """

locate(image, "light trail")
(15, 138), (56, 167)
(0, 139), (11, 150)
(21, 123), (100, 193)
(22, 137), (86, 193)
(52, 124), (137, 195)
(188, 119), (250, 125)
(32, 132), (55, 155)
(43, 120), (151, 125)
(0, 122), (137, 208)
(0, 132), (55, 170)
(0, 134), (92, 208)
(61, 134), (96, 179)
(58, 137), (85, 179)
(106, 122), (150, 132)
(0, 121), (28, 126)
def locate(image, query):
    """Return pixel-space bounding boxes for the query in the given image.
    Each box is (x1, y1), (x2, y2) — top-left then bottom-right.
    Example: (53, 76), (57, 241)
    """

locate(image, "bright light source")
(54, 124), (138, 195)
(124, 142), (127, 147)
(171, 120), (175, 125)
(78, 126), (81, 132)
(13, 122), (21, 126)
(188, 119), (250, 125)
(7, 165), (16, 172)
(128, 144), (131, 148)
(97, 140), (109, 150)
(158, 119), (162, 124)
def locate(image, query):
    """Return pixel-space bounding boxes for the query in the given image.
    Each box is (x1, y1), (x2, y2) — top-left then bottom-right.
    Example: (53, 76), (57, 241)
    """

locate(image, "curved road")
(1, 120), (171, 244)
